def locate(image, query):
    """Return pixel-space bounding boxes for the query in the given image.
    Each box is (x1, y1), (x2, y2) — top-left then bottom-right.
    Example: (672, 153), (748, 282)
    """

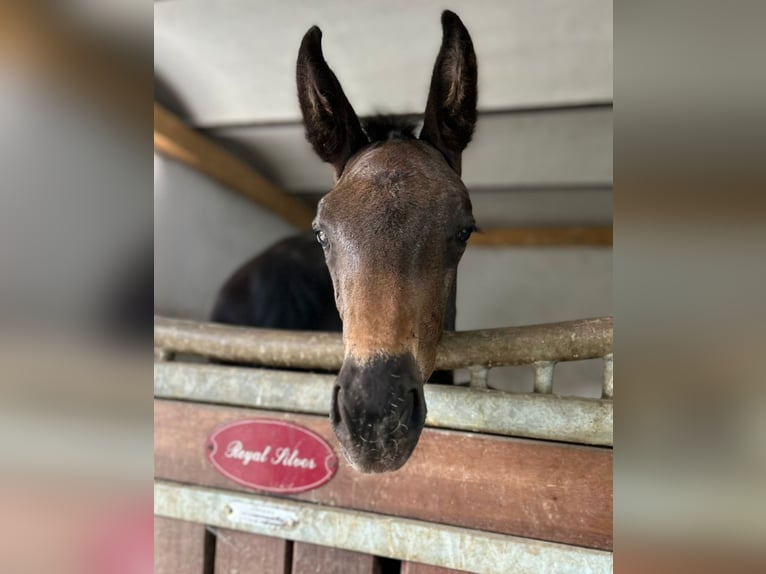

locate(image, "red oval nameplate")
(206, 419), (338, 493)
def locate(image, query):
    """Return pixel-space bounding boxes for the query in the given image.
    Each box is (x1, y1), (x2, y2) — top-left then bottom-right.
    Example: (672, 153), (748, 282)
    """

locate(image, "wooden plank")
(155, 516), (209, 574)
(468, 226), (612, 247)
(154, 103), (315, 230)
(154, 400), (613, 550)
(215, 529), (291, 574)
(292, 542), (378, 574)
(402, 562), (470, 574)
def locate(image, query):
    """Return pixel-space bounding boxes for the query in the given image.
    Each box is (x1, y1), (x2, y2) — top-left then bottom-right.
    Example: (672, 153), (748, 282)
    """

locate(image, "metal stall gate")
(154, 317), (613, 574)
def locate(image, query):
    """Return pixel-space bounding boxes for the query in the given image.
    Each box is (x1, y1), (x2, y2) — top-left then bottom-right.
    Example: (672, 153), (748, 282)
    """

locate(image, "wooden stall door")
(292, 542), (381, 574)
(215, 529), (292, 574)
(401, 562), (472, 574)
(155, 517), (212, 574)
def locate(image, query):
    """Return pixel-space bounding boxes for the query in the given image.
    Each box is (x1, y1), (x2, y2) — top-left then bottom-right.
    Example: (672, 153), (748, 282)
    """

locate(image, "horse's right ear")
(297, 26), (368, 179)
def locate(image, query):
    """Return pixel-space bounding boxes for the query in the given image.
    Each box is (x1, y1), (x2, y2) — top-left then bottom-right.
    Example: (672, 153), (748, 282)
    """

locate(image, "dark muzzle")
(330, 352), (426, 472)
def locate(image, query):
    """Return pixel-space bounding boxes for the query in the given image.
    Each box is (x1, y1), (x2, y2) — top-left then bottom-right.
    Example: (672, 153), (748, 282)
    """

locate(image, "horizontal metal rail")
(154, 362), (613, 445)
(154, 315), (612, 370)
(155, 481), (613, 574)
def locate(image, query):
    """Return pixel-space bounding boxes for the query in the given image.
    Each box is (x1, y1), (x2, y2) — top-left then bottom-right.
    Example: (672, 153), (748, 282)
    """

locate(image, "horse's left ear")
(419, 11), (478, 175)
(297, 26), (368, 179)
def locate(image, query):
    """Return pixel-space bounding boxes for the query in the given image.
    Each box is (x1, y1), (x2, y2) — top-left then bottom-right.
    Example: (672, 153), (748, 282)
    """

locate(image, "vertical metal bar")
(602, 354), (613, 399)
(533, 361), (555, 394)
(468, 366), (489, 389)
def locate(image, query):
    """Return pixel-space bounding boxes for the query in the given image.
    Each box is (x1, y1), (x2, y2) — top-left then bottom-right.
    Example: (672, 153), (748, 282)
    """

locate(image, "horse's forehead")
(343, 140), (456, 181)
(321, 141), (467, 217)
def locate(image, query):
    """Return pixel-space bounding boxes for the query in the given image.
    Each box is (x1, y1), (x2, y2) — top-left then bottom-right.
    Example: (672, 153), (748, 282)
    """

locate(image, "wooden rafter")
(469, 225), (612, 247)
(154, 103), (315, 230)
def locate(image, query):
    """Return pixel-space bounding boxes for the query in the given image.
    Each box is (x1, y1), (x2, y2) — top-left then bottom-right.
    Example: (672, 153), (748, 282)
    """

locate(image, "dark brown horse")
(213, 11), (477, 473)
(298, 10), (477, 472)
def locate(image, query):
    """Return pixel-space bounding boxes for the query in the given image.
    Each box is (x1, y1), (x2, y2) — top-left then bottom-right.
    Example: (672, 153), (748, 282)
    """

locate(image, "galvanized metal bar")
(468, 365), (489, 389)
(602, 354), (613, 399)
(155, 481), (613, 574)
(154, 316), (613, 370)
(154, 362), (613, 445)
(155, 362), (333, 415)
(533, 361), (555, 394)
(427, 384), (612, 446)
(437, 317), (613, 369)
(155, 317), (344, 370)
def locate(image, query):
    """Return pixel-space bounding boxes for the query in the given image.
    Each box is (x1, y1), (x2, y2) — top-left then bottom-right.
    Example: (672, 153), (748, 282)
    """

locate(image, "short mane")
(361, 115), (419, 143)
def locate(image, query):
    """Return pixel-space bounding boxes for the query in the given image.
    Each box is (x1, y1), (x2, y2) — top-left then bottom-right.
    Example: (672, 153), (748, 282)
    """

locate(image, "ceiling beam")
(469, 226), (612, 247)
(154, 103), (315, 230)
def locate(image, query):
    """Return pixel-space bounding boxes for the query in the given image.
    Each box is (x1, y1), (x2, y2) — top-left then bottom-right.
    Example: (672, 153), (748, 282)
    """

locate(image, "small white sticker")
(225, 500), (299, 530)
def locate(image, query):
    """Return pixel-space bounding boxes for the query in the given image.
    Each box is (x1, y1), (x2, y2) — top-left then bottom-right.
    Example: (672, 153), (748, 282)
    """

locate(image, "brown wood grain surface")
(468, 226), (613, 247)
(401, 562), (471, 574)
(155, 400), (613, 550)
(292, 542), (380, 574)
(155, 517), (209, 574)
(214, 529), (291, 574)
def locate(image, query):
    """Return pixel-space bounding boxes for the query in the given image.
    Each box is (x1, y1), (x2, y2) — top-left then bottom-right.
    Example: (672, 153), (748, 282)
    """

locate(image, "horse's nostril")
(336, 391), (354, 430)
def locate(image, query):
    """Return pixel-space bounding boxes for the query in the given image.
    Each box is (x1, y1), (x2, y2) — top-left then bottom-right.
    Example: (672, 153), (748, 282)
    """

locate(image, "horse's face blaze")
(297, 11), (477, 472)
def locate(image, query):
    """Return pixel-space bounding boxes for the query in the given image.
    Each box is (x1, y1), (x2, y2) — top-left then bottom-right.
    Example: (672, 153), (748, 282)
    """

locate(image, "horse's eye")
(315, 230), (328, 246)
(456, 227), (474, 243)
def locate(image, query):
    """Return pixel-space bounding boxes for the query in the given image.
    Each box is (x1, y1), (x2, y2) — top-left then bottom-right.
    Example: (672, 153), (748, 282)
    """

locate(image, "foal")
(214, 11), (477, 473)
(300, 11), (478, 472)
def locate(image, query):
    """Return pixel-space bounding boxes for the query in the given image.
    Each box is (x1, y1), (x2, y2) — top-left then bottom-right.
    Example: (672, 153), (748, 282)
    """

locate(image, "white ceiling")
(155, 0), (613, 126)
(211, 107), (613, 192)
